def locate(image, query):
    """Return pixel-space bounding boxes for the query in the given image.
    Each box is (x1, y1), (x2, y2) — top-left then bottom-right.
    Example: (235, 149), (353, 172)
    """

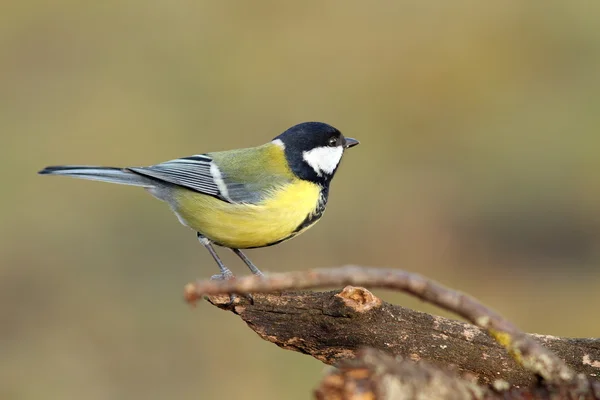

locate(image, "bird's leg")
(197, 233), (234, 280)
(197, 233), (253, 305)
(231, 249), (264, 276)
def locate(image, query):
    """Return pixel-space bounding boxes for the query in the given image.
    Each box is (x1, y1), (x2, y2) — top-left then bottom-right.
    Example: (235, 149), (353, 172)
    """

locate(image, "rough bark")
(185, 266), (600, 398)
(186, 266), (584, 385)
(204, 287), (600, 387)
(315, 349), (600, 400)
(315, 349), (490, 400)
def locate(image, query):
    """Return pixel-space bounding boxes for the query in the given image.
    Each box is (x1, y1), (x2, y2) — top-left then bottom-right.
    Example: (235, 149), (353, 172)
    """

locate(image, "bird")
(38, 122), (359, 280)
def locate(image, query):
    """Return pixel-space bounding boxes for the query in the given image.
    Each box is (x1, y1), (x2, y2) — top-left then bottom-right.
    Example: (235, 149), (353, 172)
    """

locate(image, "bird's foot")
(209, 271), (238, 305)
(210, 271), (234, 281)
(209, 272), (255, 305)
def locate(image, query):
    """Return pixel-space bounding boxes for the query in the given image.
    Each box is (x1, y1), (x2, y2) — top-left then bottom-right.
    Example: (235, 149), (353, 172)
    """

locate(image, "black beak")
(344, 137), (360, 148)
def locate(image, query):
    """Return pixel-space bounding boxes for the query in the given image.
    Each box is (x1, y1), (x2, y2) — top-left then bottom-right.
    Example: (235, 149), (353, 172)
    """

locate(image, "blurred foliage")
(2, 1), (600, 399)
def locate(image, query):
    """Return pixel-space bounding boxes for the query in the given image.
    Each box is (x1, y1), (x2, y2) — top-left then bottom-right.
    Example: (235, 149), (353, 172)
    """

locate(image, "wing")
(128, 145), (294, 204)
(128, 154), (225, 200)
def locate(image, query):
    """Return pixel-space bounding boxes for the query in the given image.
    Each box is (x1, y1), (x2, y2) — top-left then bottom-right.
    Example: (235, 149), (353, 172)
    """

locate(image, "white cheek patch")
(302, 146), (344, 176)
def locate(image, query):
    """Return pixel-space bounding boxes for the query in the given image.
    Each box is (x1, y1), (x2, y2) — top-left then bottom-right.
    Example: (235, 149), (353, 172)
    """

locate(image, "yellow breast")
(172, 180), (323, 249)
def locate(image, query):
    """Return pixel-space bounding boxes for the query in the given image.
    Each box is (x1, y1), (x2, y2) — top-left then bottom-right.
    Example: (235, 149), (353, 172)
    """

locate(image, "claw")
(209, 272), (238, 305)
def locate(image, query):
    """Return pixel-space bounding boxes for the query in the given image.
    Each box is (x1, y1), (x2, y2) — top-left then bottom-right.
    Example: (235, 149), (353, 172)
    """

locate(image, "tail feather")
(38, 165), (156, 187)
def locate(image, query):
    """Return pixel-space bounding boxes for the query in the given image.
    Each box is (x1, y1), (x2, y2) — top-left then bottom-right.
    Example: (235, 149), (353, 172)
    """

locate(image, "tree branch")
(315, 348), (491, 400)
(198, 288), (599, 386)
(184, 266), (600, 396)
(316, 349), (600, 400)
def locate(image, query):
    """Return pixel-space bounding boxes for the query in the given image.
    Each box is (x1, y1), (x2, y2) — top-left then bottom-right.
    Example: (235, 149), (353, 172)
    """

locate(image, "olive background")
(2, 2), (600, 399)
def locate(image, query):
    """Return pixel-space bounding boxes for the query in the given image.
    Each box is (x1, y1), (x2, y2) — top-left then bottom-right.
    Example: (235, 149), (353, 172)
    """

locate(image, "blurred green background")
(2, 1), (600, 399)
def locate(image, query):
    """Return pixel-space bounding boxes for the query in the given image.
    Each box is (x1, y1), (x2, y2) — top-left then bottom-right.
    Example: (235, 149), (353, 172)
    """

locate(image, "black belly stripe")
(292, 192), (327, 234)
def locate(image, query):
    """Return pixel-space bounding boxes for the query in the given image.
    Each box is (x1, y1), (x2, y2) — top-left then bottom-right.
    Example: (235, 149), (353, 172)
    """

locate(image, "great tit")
(38, 122), (359, 278)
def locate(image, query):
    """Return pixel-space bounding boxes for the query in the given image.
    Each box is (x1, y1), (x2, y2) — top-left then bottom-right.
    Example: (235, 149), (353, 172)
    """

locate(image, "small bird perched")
(39, 122), (359, 279)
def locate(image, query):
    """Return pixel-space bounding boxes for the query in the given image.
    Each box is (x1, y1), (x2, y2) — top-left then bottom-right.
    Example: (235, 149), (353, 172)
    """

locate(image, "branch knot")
(336, 286), (381, 313)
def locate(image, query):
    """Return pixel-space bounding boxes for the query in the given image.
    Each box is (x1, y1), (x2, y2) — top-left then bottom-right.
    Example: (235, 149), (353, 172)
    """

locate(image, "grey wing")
(128, 155), (225, 199)
(128, 154), (264, 204)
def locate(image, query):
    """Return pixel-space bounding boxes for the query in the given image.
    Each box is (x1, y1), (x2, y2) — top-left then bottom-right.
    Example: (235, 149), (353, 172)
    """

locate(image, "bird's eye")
(328, 137), (338, 147)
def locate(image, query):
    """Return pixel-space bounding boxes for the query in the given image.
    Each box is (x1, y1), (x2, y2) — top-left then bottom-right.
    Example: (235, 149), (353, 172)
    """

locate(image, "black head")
(272, 122), (359, 185)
